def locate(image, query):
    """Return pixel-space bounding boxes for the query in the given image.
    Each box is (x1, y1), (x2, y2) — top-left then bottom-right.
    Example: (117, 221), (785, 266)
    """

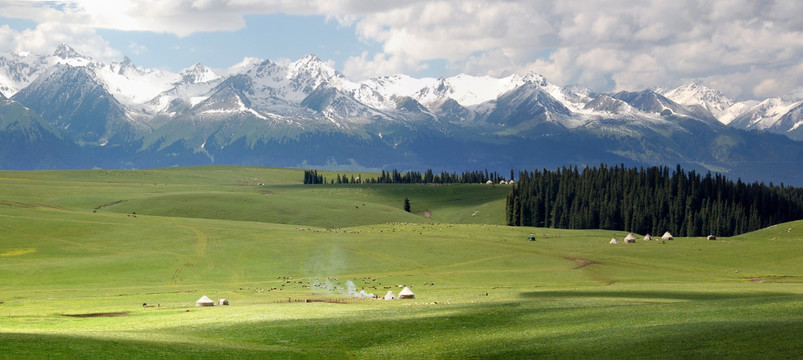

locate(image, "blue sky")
(0, 1), (801, 100)
(1, 13), (392, 73)
(95, 14), (388, 72)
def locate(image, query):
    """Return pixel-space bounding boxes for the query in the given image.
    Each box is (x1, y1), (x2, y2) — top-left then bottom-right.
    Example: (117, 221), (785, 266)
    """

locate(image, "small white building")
(196, 295), (214, 307)
(398, 287), (415, 299)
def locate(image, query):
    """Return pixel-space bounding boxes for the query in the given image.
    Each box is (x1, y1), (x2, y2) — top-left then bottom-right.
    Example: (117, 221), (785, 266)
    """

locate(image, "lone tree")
(403, 197), (411, 212)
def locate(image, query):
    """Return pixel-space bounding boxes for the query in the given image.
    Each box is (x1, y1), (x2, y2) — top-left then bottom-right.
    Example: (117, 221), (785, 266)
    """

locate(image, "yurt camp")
(196, 295), (215, 307)
(398, 287), (415, 299)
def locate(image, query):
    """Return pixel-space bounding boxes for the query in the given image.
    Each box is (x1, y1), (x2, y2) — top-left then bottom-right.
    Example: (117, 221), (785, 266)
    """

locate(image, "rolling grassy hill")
(0, 166), (800, 358)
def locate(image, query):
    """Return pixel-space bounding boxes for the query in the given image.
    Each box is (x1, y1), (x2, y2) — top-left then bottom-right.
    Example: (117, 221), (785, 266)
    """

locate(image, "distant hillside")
(0, 46), (802, 185)
(506, 164), (803, 237)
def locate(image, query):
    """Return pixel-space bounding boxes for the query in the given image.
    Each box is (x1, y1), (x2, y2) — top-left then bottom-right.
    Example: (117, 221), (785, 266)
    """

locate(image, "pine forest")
(506, 164), (803, 237)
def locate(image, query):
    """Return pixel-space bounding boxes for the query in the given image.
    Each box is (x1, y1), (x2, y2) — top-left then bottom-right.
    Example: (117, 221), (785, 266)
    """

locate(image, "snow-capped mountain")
(483, 80), (572, 131)
(12, 63), (140, 146)
(0, 45), (180, 111)
(661, 83), (735, 122)
(728, 89), (803, 140)
(659, 82), (802, 139)
(0, 50), (51, 97)
(1, 44), (802, 185)
(145, 63), (223, 114)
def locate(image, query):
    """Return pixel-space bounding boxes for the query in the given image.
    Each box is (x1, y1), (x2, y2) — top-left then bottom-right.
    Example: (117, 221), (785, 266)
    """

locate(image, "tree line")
(505, 164), (803, 237)
(303, 169), (512, 185)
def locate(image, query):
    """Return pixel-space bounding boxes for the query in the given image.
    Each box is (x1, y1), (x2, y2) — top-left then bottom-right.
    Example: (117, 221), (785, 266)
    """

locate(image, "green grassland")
(0, 166), (800, 358)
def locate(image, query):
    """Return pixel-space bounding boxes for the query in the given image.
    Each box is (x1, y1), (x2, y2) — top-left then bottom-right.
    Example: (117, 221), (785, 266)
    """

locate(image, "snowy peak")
(414, 73), (524, 107)
(351, 74), (434, 109)
(288, 54), (329, 75)
(483, 80), (572, 130)
(584, 94), (634, 114)
(179, 63), (221, 84)
(662, 82), (735, 122)
(730, 95), (802, 131)
(521, 72), (549, 87)
(781, 87), (803, 102)
(287, 54), (352, 93)
(115, 56), (135, 75)
(611, 90), (690, 117)
(53, 44), (86, 60)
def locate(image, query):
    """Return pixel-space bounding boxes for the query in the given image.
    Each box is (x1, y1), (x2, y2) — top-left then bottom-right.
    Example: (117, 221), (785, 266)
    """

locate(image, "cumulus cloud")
(128, 41), (147, 55)
(1, 0), (801, 99)
(0, 21), (120, 61)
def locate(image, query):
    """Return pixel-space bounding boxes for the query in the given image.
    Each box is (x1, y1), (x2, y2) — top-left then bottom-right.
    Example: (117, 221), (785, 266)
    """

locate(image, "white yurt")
(218, 299), (229, 305)
(662, 231), (674, 241)
(196, 295), (214, 307)
(644, 234), (653, 241)
(609, 237), (619, 244)
(384, 291), (395, 300)
(624, 233), (637, 243)
(398, 287), (415, 299)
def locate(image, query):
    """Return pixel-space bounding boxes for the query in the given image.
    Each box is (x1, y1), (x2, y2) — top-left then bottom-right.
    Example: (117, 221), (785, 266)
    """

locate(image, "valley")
(0, 166), (800, 358)
(1, 46), (802, 185)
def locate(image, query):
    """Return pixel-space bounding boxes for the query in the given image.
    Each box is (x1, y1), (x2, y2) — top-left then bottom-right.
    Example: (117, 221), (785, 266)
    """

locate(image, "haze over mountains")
(1, 45), (802, 185)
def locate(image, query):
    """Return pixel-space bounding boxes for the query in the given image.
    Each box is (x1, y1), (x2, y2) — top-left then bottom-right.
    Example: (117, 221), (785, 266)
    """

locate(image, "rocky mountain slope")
(0, 45), (801, 185)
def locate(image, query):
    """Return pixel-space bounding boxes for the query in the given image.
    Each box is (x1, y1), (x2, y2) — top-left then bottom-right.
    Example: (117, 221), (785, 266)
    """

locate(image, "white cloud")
(343, 51), (428, 81)
(1, 0), (801, 99)
(0, 21), (120, 61)
(128, 41), (147, 55)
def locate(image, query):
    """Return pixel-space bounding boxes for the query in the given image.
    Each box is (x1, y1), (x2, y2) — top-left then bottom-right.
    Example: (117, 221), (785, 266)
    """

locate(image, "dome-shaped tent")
(624, 233), (637, 243)
(398, 287), (415, 299)
(662, 231), (674, 241)
(196, 295), (214, 307)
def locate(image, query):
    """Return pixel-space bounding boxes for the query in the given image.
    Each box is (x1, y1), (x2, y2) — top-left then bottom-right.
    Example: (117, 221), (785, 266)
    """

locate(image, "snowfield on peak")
(0, 44), (801, 144)
(662, 82), (734, 120)
(93, 58), (180, 106)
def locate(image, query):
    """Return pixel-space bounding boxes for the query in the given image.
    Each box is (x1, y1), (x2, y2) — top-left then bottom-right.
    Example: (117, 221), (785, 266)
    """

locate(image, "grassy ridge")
(0, 166), (801, 358)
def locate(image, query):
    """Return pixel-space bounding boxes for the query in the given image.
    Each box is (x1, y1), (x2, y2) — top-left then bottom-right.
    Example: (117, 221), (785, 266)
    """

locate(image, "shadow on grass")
(3, 291), (801, 359)
(0, 332), (326, 359)
(168, 291), (801, 358)
(519, 289), (796, 301)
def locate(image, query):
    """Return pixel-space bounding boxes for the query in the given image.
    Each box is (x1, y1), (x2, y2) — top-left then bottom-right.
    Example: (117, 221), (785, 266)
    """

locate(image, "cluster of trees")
(304, 168), (512, 185)
(302, 170), (363, 184)
(303, 170), (326, 184)
(371, 169), (511, 184)
(505, 164), (803, 237)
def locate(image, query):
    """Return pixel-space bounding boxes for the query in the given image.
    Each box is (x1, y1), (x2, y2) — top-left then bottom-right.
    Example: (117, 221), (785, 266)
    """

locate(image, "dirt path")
(566, 257), (595, 269)
(171, 226), (210, 284)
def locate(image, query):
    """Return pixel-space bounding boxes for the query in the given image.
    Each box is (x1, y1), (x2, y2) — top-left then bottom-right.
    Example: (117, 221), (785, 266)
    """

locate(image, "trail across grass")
(0, 167), (800, 358)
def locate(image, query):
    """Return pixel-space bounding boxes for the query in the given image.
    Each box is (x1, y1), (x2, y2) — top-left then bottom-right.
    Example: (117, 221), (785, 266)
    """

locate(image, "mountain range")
(1, 44), (802, 185)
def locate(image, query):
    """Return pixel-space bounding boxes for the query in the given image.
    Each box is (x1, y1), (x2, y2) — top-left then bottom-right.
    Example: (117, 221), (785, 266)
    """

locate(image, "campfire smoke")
(346, 280), (375, 298)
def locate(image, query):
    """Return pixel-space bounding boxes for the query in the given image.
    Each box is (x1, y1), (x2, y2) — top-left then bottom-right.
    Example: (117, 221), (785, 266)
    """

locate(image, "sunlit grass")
(0, 166), (800, 358)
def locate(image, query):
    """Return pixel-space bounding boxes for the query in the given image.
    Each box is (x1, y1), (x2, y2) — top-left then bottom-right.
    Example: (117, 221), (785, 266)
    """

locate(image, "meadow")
(0, 166), (800, 358)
